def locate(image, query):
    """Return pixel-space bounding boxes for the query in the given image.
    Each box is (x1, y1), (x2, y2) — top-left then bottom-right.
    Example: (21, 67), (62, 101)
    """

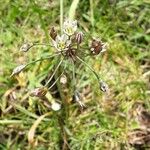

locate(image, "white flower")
(52, 34), (71, 51)
(63, 19), (77, 36)
(51, 102), (61, 111)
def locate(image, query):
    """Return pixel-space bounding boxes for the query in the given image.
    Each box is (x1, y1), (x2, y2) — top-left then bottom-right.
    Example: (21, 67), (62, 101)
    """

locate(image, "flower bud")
(51, 102), (61, 111)
(11, 64), (26, 77)
(75, 32), (84, 44)
(99, 81), (109, 92)
(50, 27), (57, 40)
(20, 43), (31, 52)
(30, 87), (47, 97)
(60, 74), (67, 84)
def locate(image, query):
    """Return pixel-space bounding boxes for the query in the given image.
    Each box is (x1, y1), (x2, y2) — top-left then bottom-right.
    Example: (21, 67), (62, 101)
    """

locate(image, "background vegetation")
(0, 0), (149, 149)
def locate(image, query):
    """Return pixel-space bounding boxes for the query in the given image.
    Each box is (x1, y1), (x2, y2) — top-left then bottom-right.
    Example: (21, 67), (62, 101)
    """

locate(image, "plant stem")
(32, 43), (53, 47)
(48, 64), (66, 90)
(26, 53), (61, 66)
(60, 0), (63, 34)
(0, 120), (23, 124)
(59, 1), (70, 149)
(72, 58), (76, 92)
(76, 56), (101, 82)
(45, 58), (64, 87)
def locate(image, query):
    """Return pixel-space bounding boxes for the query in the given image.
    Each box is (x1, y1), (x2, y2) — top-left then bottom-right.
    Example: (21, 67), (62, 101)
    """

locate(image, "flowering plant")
(11, 19), (108, 110)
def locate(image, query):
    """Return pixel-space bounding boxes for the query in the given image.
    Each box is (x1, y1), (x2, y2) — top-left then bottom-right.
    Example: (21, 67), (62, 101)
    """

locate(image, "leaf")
(28, 112), (51, 145)
(68, 0), (80, 20)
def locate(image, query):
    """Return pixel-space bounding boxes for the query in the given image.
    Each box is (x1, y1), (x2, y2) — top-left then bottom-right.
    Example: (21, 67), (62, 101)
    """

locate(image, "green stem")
(76, 56), (101, 82)
(72, 59), (76, 92)
(45, 58), (64, 87)
(48, 71), (63, 90)
(32, 43), (53, 47)
(48, 63), (66, 90)
(0, 120), (23, 124)
(26, 53), (61, 66)
(60, 0), (63, 34)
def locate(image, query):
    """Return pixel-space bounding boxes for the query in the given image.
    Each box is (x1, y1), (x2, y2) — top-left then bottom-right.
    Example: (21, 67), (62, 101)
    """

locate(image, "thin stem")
(45, 58), (64, 87)
(60, 0), (63, 34)
(26, 53), (62, 66)
(71, 59), (76, 92)
(79, 50), (91, 56)
(48, 72), (63, 90)
(48, 63), (66, 90)
(76, 56), (101, 82)
(32, 43), (53, 47)
(27, 43), (53, 51)
(0, 120), (23, 124)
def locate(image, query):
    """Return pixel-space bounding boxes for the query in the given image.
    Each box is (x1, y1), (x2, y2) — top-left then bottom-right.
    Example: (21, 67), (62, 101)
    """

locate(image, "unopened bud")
(50, 27), (57, 40)
(51, 102), (61, 111)
(20, 43), (32, 52)
(75, 32), (84, 44)
(60, 74), (67, 84)
(11, 65), (26, 77)
(30, 87), (47, 97)
(99, 81), (109, 92)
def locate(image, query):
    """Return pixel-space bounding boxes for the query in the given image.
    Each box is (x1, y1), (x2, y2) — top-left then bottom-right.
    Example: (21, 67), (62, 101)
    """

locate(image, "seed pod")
(30, 87), (47, 97)
(50, 27), (57, 40)
(90, 38), (106, 55)
(20, 43), (31, 52)
(99, 81), (109, 92)
(11, 65), (26, 77)
(75, 32), (84, 44)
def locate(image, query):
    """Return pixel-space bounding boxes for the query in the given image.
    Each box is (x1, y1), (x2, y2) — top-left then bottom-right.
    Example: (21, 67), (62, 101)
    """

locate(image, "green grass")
(0, 0), (150, 149)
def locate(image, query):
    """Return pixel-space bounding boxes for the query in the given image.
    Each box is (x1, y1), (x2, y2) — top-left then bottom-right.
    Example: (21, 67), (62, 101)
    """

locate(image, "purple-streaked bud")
(11, 65), (26, 77)
(90, 38), (107, 55)
(20, 43), (31, 52)
(30, 87), (47, 97)
(99, 81), (109, 92)
(75, 32), (84, 44)
(50, 27), (57, 40)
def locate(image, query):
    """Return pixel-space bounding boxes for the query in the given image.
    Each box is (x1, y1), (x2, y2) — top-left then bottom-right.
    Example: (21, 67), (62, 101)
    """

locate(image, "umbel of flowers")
(11, 19), (108, 111)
